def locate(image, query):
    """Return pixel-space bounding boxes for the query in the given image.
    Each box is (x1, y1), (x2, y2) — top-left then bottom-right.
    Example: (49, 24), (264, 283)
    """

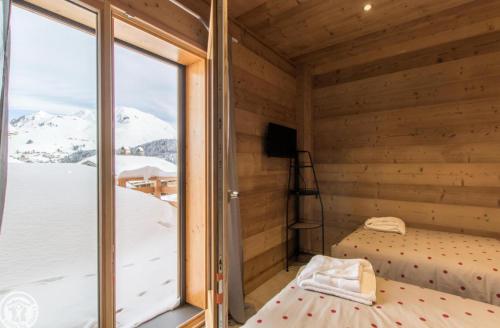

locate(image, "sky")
(8, 5), (179, 123)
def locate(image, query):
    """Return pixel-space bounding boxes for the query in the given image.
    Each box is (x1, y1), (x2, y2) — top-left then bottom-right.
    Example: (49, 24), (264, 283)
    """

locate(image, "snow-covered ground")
(0, 163), (179, 327)
(8, 106), (177, 163)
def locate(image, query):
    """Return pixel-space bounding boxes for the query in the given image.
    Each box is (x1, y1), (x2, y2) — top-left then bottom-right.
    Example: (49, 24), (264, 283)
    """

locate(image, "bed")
(243, 276), (500, 328)
(331, 227), (500, 305)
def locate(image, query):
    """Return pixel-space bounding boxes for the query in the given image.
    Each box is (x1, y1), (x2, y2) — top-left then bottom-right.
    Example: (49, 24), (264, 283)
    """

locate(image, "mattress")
(331, 227), (500, 305)
(243, 277), (500, 328)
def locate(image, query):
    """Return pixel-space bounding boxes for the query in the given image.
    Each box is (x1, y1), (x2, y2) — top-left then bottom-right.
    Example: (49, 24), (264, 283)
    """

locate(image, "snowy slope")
(0, 163), (179, 328)
(8, 107), (177, 163)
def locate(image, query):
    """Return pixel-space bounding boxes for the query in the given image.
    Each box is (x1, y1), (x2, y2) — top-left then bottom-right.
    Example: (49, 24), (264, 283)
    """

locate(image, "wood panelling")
(232, 0), (474, 59)
(295, 0), (500, 73)
(232, 39), (297, 294)
(302, 0), (500, 253)
(175, 0), (297, 75)
(228, 0), (266, 18)
(110, 0), (207, 54)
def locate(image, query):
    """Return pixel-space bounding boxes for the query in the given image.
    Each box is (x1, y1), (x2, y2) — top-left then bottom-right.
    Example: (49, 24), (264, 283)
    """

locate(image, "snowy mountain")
(115, 107), (177, 148)
(8, 107), (177, 163)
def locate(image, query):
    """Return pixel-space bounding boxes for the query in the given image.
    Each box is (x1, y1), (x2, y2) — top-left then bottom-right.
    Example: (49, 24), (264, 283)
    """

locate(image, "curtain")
(0, 0), (11, 232)
(227, 36), (246, 323)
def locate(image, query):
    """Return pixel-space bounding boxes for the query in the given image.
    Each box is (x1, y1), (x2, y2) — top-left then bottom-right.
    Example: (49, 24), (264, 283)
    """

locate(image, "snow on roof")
(81, 155), (177, 179)
(8, 157), (22, 163)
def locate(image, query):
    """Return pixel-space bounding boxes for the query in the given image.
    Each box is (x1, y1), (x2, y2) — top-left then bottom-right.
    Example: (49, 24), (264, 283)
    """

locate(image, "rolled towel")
(364, 216), (406, 235)
(296, 256), (376, 305)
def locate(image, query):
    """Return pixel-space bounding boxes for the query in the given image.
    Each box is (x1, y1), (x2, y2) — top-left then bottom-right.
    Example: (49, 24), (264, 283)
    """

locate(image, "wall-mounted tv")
(265, 123), (297, 158)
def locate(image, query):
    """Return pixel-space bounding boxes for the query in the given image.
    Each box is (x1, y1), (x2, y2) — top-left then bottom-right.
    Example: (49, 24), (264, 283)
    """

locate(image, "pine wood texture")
(110, 0), (207, 54)
(231, 0), (474, 59)
(298, 0), (500, 253)
(186, 59), (208, 308)
(98, 2), (116, 327)
(232, 39), (297, 295)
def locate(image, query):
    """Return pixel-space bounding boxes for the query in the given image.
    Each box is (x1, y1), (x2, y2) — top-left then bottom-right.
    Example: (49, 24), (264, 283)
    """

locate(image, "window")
(0, 2), (207, 327)
(0, 2), (99, 327)
(113, 19), (184, 327)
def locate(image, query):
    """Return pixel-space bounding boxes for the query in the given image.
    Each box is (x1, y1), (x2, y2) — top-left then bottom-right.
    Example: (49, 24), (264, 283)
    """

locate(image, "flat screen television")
(265, 123), (297, 158)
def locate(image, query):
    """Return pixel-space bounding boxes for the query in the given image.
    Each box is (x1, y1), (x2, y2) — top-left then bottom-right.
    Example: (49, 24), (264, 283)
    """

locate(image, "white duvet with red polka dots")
(243, 277), (500, 327)
(332, 227), (500, 305)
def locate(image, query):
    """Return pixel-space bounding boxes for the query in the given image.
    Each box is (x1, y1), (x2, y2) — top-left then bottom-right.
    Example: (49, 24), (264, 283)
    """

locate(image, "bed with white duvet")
(332, 226), (500, 305)
(243, 276), (500, 328)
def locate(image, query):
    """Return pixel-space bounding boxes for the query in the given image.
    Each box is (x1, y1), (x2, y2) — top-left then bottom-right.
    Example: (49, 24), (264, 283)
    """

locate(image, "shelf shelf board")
(289, 188), (320, 196)
(288, 222), (322, 230)
(291, 163), (313, 168)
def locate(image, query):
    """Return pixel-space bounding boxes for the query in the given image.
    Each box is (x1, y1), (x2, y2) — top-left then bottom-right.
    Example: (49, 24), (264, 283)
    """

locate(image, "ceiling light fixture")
(364, 4), (372, 12)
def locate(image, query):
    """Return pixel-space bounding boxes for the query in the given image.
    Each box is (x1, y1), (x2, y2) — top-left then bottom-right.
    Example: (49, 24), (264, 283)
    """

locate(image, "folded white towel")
(296, 256), (376, 305)
(364, 216), (406, 235)
(297, 255), (362, 281)
(313, 272), (361, 293)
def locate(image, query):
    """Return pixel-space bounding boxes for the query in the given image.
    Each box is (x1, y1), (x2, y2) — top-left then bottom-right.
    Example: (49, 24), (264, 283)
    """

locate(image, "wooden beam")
(98, 1), (115, 327)
(185, 59), (208, 309)
(110, 0), (207, 56)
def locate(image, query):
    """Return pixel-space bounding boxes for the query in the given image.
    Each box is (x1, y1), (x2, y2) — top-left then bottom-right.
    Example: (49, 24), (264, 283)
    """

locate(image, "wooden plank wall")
(297, 0), (500, 252)
(231, 36), (297, 294)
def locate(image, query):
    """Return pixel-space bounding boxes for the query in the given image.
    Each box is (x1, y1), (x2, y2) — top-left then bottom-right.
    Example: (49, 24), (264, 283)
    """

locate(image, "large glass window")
(0, 2), (98, 327)
(113, 20), (183, 327)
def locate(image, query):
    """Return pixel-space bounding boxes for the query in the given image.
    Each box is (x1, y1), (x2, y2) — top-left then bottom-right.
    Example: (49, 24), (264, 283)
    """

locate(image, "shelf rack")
(285, 150), (325, 271)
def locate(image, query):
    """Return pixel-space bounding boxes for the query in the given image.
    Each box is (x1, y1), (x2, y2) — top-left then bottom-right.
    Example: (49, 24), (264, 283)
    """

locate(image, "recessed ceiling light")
(364, 4), (372, 12)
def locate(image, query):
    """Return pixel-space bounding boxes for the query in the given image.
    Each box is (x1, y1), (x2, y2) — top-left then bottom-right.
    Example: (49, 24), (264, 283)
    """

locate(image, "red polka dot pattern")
(246, 277), (500, 328)
(330, 227), (500, 306)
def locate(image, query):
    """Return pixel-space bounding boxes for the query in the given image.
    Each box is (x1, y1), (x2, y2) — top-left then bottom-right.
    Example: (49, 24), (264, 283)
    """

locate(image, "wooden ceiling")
(230, 0), (476, 60)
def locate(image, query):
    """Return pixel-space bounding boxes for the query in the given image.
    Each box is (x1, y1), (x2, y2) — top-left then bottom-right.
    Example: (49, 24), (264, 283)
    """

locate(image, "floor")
(230, 265), (300, 327)
(140, 303), (202, 328)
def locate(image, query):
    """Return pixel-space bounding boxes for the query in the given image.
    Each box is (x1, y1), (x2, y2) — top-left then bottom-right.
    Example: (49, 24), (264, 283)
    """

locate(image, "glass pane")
(0, 3), (98, 327)
(113, 22), (181, 327)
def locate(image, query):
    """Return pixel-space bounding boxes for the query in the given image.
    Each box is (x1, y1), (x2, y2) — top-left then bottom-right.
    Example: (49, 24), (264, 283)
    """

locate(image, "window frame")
(113, 32), (188, 305)
(8, 1), (210, 326)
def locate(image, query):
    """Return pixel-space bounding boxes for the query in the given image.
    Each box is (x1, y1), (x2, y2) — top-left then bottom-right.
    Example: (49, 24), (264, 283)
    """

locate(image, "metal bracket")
(228, 190), (239, 200)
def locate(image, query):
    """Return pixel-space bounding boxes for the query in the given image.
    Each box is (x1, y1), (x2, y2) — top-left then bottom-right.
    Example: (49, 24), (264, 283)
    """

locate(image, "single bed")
(243, 276), (500, 328)
(331, 227), (500, 305)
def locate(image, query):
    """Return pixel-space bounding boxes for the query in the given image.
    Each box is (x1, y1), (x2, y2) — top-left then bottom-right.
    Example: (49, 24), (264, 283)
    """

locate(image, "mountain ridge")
(9, 107), (177, 163)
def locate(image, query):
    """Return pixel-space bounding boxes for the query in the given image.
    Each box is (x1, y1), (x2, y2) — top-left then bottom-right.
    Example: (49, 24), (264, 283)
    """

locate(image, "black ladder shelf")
(285, 150), (325, 271)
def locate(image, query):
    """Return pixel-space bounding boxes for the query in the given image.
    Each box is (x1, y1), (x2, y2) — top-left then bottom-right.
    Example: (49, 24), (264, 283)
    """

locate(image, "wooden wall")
(232, 35), (297, 294)
(296, 0), (500, 252)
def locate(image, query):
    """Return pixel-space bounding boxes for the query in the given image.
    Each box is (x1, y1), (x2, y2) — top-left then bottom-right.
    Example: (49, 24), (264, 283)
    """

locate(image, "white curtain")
(227, 37), (245, 323)
(0, 0), (11, 232)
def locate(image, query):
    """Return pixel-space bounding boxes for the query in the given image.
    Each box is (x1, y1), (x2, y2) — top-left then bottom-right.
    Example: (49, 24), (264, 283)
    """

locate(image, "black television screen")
(265, 123), (297, 158)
